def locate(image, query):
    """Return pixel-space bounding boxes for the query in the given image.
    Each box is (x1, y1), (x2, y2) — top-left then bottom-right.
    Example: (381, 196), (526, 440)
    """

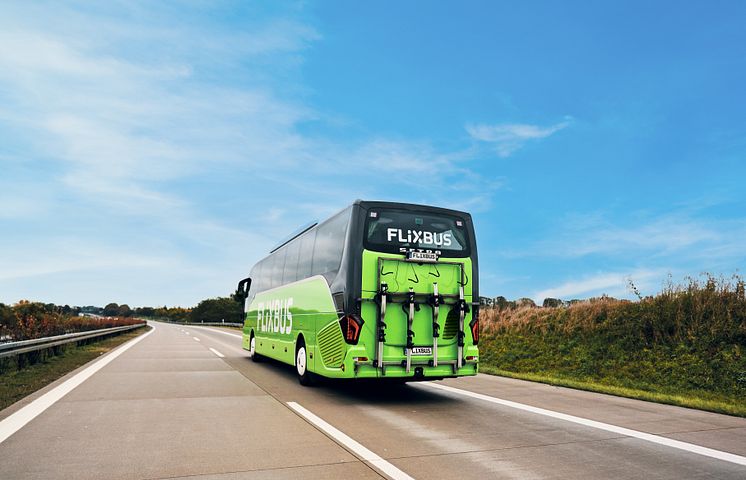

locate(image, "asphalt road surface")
(1, 321), (744, 479)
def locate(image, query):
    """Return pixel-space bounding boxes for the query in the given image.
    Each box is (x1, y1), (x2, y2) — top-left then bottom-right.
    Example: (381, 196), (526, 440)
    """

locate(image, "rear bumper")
(354, 361), (478, 379)
(311, 344), (479, 379)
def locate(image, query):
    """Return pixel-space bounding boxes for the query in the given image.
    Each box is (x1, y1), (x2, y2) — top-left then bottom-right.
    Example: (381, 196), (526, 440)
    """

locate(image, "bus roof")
(265, 200), (473, 254)
(353, 200), (472, 220)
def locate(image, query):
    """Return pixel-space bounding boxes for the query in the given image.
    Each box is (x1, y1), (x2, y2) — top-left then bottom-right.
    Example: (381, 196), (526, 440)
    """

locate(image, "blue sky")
(1, 1), (745, 307)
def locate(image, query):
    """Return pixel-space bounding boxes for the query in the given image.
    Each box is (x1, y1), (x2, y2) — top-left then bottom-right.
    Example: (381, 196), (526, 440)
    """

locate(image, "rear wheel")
(296, 339), (315, 386)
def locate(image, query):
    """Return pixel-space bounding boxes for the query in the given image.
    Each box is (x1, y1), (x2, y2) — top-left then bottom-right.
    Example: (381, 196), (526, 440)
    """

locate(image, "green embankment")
(480, 276), (746, 416)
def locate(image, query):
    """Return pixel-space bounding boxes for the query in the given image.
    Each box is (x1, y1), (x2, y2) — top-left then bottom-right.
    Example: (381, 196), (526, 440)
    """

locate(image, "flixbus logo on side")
(257, 298), (293, 335)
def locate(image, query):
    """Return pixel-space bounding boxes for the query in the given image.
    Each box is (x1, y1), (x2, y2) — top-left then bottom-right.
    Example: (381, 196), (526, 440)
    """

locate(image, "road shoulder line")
(423, 382), (746, 467)
(0, 325), (155, 444)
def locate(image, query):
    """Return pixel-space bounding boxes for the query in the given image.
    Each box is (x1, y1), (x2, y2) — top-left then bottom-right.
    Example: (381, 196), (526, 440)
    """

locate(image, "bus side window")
(311, 210), (349, 282)
(297, 229), (316, 280)
(283, 238), (301, 284)
(271, 247), (287, 289)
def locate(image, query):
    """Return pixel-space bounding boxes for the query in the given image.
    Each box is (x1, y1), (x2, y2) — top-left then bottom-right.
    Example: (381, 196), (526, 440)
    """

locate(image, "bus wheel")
(250, 334), (261, 362)
(296, 339), (315, 386)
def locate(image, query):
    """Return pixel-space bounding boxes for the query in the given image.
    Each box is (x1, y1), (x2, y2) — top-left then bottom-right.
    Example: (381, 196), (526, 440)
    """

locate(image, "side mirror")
(235, 277), (252, 303)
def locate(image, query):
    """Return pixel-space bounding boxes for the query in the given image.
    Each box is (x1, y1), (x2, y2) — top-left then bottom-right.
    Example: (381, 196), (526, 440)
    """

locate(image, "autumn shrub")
(0, 300), (145, 342)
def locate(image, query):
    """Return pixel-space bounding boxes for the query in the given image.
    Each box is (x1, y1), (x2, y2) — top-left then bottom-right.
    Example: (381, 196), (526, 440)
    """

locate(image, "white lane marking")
(193, 337), (200, 342)
(424, 383), (746, 467)
(188, 325), (242, 339)
(0, 326), (155, 444)
(209, 347), (225, 358)
(287, 402), (415, 480)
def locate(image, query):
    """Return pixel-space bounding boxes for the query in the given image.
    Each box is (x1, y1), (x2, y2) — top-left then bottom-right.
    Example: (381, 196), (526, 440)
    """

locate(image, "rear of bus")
(342, 201), (479, 380)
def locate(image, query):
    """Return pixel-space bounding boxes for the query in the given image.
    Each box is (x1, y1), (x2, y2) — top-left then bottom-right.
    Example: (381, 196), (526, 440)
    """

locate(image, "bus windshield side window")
(254, 259), (267, 294)
(247, 262), (261, 303)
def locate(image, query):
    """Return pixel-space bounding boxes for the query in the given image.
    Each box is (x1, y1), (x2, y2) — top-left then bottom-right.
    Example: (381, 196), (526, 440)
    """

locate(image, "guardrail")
(0, 323), (147, 359)
(150, 319), (243, 328)
(190, 322), (243, 327)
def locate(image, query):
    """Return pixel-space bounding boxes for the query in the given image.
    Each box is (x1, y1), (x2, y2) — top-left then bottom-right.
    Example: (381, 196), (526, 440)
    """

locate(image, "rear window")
(364, 209), (470, 257)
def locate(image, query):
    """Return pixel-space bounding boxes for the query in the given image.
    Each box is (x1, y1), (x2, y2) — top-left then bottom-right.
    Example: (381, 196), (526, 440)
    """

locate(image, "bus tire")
(249, 333), (261, 362)
(296, 338), (315, 386)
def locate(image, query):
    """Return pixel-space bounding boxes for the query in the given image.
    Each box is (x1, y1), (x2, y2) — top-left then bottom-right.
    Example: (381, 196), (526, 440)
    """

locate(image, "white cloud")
(0, 3), (503, 306)
(466, 119), (571, 157)
(533, 213), (733, 259)
(532, 269), (664, 302)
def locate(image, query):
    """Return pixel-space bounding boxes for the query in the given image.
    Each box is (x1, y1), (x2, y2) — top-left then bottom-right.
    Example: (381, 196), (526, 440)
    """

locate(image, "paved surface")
(1, 321), (745, 479)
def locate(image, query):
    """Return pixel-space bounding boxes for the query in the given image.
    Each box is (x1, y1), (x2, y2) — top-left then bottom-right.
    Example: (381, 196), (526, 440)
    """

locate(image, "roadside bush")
(0, 300), (144, 342)
(480, 274), (746, 399)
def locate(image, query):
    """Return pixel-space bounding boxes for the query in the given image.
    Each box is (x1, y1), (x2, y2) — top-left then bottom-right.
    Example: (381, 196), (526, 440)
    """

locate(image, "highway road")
(1, 321), (745, 479)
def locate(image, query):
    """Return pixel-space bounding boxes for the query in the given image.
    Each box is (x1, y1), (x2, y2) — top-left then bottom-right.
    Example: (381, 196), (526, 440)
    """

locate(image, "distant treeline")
(479, 295), (609, 309)
(0, 294), (243, 342)
(479, 274), (746, 415)
(132, 297), (241, 324)
(98, 303), (191, 322)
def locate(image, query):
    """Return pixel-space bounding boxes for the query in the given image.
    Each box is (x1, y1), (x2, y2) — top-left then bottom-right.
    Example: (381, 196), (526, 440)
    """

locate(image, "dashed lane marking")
(288, 401), (415, 480)
(209, 347), (225, 358)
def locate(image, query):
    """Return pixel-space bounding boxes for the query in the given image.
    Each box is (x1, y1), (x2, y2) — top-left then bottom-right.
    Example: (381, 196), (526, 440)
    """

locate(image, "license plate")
(407, 251), (438, 262)
(409, 347), (432, 355)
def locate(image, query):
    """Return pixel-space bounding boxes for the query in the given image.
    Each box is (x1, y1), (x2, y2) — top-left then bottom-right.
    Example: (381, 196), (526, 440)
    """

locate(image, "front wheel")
(249, 335), (261, 362)
(296, 342), (315, 386)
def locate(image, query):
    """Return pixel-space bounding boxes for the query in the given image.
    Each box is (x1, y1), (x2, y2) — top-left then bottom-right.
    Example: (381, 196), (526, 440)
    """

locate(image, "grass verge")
(480, 365), (746, 417)
(0, 326), (151, 412)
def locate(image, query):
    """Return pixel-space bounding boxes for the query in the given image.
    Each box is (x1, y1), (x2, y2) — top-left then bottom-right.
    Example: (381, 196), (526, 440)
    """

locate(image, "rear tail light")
(339, 313), (364, 344)
(469, 314), (479, 345)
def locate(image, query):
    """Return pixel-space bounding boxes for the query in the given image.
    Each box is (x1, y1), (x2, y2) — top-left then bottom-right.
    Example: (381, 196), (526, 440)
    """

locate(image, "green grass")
(479, 275), (746, 417)
(0, 327), (150, 412)
(480, 365), (746, 417)
(479, 328), (746, 417)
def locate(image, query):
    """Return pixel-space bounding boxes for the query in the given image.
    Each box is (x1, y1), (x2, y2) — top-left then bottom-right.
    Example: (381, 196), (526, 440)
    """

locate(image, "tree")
(493, 296), (509, 310)
(117, 304), (132, 317)
(542, 298), (563, 308)
(517, 297), (536, 308)
(189, 297), (242, 324)
(103, 303), (119, 316)
(135, 306), (155, 317)
(0, 303), (13, 334)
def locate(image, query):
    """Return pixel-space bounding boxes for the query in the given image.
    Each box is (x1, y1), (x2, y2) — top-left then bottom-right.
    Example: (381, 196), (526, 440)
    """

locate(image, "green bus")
(235, 200), (479, 385)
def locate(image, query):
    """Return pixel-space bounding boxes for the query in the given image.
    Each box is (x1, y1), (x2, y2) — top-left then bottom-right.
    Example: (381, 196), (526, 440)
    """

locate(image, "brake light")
(339, 313), (364, 344)
(469, 316), (479, 345)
